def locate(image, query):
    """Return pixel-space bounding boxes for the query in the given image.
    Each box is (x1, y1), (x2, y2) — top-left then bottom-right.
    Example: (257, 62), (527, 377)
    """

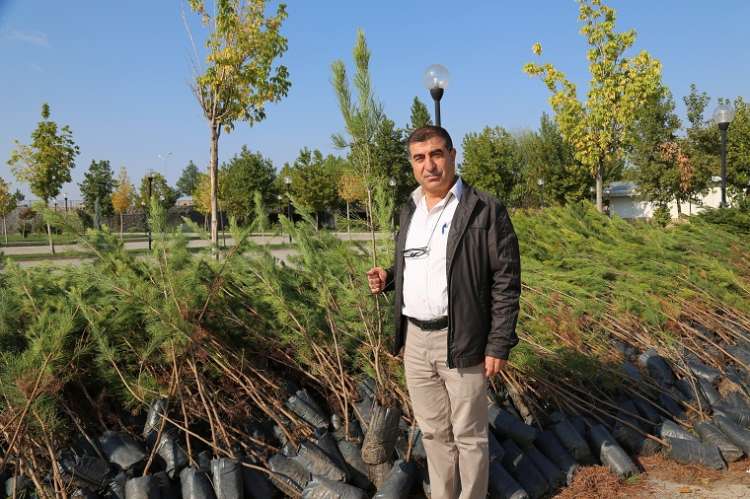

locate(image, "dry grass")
(553, 465), (651, 499)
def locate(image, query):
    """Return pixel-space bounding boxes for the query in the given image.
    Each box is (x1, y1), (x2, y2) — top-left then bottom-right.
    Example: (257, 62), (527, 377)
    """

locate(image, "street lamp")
(423, 64), (450, 127)
(146, 170), (155, 250)
(284, 176), (292, 242)
(713, 103), (735, 208)
(63, 192), (68, 212)
(388, 177), (397, 229)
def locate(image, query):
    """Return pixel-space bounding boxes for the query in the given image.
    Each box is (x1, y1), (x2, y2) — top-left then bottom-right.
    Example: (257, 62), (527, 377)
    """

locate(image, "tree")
(408, 96), (432, 131)
(79, 159), (116, 218)
(111, 167), (134, 238)
(288, 148), (341, 228)
(460, 126), (523, 205)
(219, 146), (276, 225)
(338, 169), (366, 233)
(176, 161), (201, 197)
(187, 0), (291, 250)
(726, 98), (750, 207)
(523, 0), (663, 212)
(0, 178), (18, 244)
(7, 103), (79, 254)
(136, 173), (178, 211)
(192, 172), (212, 228)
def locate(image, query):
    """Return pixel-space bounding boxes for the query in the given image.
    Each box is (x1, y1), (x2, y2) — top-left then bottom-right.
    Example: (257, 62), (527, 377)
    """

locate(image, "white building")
(604, 177), (724, 220)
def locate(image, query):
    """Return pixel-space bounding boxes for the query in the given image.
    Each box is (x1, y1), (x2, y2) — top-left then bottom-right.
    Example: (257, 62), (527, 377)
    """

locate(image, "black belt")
(407, 316), (448, 331)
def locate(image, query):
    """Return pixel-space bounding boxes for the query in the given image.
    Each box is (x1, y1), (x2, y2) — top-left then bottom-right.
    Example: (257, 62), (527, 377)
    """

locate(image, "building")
(604, 178), (724, 220)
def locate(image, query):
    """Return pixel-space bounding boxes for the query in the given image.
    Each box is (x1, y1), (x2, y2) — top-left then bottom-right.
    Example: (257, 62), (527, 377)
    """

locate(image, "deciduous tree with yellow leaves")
(524, 0), (663, 212)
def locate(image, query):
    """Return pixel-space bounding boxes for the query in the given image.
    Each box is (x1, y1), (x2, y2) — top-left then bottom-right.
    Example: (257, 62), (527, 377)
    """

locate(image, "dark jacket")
(385, 181), (521, 368)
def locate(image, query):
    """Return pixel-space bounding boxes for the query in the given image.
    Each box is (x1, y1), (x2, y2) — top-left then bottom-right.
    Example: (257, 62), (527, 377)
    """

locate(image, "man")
(367, 126), (521, 499)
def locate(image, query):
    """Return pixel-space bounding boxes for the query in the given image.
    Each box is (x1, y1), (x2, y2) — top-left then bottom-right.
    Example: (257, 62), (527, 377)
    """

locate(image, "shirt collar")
(411, 176), (463, 206)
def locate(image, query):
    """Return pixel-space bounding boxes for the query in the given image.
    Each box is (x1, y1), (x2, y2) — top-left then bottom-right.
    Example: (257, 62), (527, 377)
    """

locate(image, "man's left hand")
(484, 355), (507, 378)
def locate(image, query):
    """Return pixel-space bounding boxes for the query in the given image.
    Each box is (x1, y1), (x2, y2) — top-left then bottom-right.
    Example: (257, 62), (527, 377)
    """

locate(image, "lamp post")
(423, 64), (450, 127)
(388, 177), (397, 229)
(284, 176), (292, 243)
(63, 192), (68, 213)
(146, 171), (154, 250)
(713, 103), (735, 208)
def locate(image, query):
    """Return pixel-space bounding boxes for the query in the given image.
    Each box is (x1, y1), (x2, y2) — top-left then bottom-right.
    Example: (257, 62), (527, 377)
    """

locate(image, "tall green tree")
(726, 98), (750, 207)
(518, 113), (592, 205)
(629, 86), (710, 214)
(288, 148), (342, 228)
(460, 126), (523, 205)
(7, 103), (79, 254)
(524, 0), (663, 212)
(187, 0), (291, 249)
(79, 159), (116, 218)
(136, 172), (178, 211)
(408, 96), (432, 131)
(219, 146), (276, 225)
(0, 178), (18, 244)
(176, 160), (201, 197)
(373, 118), (415, 207)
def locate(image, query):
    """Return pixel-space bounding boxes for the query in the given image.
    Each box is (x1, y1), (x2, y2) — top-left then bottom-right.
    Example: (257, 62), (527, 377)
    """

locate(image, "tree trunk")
(595, 163), (604, 213)
(209, 123), (221, 254)
(2, 215), (6, 245)
(46, 221), (55, 255)
(120, 213), (124, 240)
(676, 198), (682, 216)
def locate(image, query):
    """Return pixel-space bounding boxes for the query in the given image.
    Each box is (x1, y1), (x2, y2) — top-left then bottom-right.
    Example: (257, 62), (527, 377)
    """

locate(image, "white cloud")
(6, 29), (49, 47)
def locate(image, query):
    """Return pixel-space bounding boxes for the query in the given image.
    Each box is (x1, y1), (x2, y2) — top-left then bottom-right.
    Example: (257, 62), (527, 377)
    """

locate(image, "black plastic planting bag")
(336, 439), (372, 490)
(331, 415), (363, 444)
(622, 362), (641, 382)
(211, 458), (244, 499)
(156, 431), (188, 479)
(632, 398), (662, 427)
(72, 488), (99, 498)
(301, 476), (368, 499)
(361, 405), (401, 465)
(354, 397), (374, 434)
(108, 472), (127, 499)
(638, 348), (675, 387)
(316, 432), (350, 480)
(296, 441), (347, 482)
(658, 420), (697, 442)
(59, 450), (111, 490)
(694, 421), (744, 463)
(488, 403), (538, 447)
(99, 431), (147, 471)
(488, 459), (529, 499)
(501, 439), (548, 499)
(297, 388), (326, 417)
(243, 466), (275, 499)
(180, 467), (216, 499)
(700, 379), (722, 408)
(287, 394), (329, 431)
(657, 392), (685, 419)
(372, 459), (416, 499)
(524, 444), (565, 489)
(143, 398), (169, 444)
(269, 454), (311, 490)
(367, 461), (392, 490)
(665, 437), (725, 470)
(588, 424), (639, 478)
(534, 430), (578, 486)
(714, 415), (750, 455)
(611, 400), (660, 456)
(489, 430), (505, 463)
(552, 420), (594, 464)
(154, 471), (181, 499)
(124, 476), (161, 499)
(685, 356), (721, 384)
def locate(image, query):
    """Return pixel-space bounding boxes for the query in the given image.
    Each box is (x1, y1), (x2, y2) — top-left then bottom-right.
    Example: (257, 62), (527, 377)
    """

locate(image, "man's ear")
(449, 148), (457, 162)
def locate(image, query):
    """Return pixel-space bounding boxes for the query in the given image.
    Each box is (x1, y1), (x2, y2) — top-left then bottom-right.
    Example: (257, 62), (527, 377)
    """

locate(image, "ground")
(556, 457), (750, 499)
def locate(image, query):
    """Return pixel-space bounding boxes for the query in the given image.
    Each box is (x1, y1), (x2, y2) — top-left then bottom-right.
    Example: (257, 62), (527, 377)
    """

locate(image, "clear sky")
(1, 1), (748, 200)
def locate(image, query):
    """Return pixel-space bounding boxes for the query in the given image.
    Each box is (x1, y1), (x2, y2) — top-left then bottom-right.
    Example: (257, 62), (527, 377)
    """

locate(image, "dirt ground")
(554, 456), (750, 499)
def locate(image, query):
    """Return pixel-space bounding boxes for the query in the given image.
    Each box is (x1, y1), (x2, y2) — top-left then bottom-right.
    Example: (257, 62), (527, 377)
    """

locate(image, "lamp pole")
(146, 172), (154, 250)
(64, 193), (68, 213)
(423, 64), (450, 128)
(713, 103), (735, 208)
(537, 178), (545, 208)
(388, 177), (397, 229)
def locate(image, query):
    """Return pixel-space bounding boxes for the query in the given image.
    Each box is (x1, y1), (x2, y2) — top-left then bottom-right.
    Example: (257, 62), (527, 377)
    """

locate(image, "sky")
(1, 0), (749, 200)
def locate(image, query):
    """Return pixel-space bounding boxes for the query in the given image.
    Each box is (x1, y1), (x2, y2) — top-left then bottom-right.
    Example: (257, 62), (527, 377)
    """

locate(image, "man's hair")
(407, 126), (453, 153)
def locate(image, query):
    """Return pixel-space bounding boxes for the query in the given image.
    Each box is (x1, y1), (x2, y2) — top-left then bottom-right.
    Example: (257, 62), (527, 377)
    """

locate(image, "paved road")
(1, 232), (380, 256)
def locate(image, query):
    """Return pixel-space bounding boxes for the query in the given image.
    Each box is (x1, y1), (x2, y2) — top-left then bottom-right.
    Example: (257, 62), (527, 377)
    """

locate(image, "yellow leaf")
(532, 42), (543, 56)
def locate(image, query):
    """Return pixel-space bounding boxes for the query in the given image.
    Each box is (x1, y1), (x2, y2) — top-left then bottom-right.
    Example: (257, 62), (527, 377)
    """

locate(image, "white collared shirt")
(402, 177), (464, 321)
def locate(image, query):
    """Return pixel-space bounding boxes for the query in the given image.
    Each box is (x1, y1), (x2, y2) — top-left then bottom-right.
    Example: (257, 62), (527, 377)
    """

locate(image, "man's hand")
(366, 267), (387, 294)
(485, 355), (507, 378)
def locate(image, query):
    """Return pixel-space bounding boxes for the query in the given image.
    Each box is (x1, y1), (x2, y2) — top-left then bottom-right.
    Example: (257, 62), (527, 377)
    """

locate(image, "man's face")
(408, 136), (457, 196)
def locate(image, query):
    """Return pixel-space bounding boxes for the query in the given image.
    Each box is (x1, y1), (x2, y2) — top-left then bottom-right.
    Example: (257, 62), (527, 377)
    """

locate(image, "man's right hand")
(366, 267), (387, 294)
